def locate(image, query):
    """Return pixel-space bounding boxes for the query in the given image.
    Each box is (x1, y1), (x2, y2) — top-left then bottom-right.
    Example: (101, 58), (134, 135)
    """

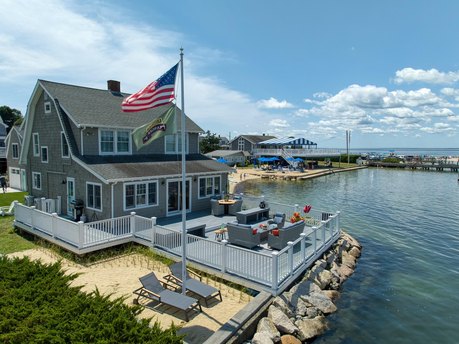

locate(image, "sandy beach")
(8, 248), (252, 343)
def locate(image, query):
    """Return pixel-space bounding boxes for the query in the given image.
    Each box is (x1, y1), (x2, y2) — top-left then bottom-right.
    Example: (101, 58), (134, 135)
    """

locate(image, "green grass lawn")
(0, 191), (36, 254)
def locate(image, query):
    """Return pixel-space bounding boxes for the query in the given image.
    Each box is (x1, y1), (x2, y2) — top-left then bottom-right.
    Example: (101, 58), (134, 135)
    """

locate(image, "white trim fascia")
(106, 170), (230, 184)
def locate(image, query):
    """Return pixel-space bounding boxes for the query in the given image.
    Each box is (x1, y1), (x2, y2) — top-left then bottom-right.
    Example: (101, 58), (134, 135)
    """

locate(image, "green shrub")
(0, 256), (183, 343)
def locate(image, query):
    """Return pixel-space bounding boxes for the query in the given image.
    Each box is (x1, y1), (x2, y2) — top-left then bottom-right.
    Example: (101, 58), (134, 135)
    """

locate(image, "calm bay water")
(236, 168), (459, 343)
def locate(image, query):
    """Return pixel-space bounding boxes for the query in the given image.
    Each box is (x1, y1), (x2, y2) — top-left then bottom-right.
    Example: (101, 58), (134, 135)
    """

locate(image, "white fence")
(13, 200), (341, 294)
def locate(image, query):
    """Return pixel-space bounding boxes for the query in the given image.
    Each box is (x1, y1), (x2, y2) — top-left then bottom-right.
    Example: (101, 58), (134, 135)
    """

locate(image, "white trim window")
(99, 129), (131, 155)
(238, 137), (245, 151)
(41, 146), (48, 163)
(198, 175), (221, 198)
(44, 101), (51, 114)
(165, 133), (189, 154)
(32, 172), (41, 190)
(33, 133), (40, 157)
(12, 143), (19, 159)
(61, 132), (69, 158)
(124, 181), (158, 210)
(86, 182), (102, 211)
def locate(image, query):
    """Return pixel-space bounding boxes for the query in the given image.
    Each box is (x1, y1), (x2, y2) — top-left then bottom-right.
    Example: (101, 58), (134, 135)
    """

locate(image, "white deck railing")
(253, 148), (341, 157)
(13, 200), (341, 295)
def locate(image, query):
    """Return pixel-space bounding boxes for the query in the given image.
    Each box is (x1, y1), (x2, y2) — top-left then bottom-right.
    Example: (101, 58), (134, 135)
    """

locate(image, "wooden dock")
(367, 161), (459, 172)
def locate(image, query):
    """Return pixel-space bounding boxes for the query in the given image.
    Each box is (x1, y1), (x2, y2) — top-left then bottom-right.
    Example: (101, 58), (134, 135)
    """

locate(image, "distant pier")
(367, 161), (459, 172)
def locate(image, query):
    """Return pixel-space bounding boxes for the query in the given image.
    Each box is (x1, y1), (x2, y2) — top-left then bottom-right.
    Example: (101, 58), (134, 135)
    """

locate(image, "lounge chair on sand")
(165, 262), (222, 307)
(133, 272), (201, 321)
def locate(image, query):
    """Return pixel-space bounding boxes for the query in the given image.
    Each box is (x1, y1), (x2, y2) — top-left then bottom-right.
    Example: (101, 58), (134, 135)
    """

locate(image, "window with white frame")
(61, 132), (69, 158)
(124, 181), (158, 210)
(238, 137), (245, 151)
(41, 146), (48, 163)
(12, 143), (19, 159)
(33, 133), (40, 157)
(165, 133), (188, 154)
(87, 182), (102, 211)
(44, 101), (51, 114)
(32, 172), (41, 190)
(99, 129), (131, 155)
(199, 175), (221, 198)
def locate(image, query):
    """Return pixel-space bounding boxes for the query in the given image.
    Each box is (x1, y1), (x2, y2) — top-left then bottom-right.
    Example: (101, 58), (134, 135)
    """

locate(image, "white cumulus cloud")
(394, 68), (459, 84)
(257, 97), (294, 109)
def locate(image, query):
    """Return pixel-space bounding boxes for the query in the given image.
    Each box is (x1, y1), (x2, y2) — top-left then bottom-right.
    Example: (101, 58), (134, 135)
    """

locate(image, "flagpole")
(180, 48), (187, 295)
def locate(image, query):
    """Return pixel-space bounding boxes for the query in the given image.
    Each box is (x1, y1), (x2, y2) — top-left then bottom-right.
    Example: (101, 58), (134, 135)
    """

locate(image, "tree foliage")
(200, 130), (221, 154)
(0, 256), (183, 343)
(0, 105), (23, 129)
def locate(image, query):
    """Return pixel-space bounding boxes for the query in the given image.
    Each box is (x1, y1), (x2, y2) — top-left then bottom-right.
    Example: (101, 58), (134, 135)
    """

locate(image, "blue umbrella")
(217, 157), (228, 163)
(258, 157), (269, 162)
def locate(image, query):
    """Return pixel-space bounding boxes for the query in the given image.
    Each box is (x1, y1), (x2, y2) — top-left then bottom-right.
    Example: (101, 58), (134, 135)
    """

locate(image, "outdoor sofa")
(227, 222), (261, 249)
(268, 220), (305, 250)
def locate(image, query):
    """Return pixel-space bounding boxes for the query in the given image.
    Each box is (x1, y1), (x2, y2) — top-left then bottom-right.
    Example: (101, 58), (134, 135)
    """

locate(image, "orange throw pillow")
(272, 229), (280, 236)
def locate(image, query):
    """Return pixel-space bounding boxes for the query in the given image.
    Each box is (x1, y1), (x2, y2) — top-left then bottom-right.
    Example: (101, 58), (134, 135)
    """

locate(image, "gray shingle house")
(5, 125), (25, 189)
(9, 79), (233, 221)
(228, 134), (276, 155)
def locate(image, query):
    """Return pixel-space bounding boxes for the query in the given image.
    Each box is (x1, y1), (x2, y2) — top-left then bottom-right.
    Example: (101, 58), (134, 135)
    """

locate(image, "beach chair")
(165, 262), (222, 306)
(0, 201), (16, 216)
(133, 272), (201, 321)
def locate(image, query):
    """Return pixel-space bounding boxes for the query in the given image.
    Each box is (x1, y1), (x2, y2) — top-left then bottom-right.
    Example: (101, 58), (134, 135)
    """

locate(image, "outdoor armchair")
(268, 220), (305, 251)
(0, 201), (16, 216)
(165, 262), (222, 306)
(268, 212), (286, 229)
(210, 198), (225, 216)
(133, 272), (201, 321)
(227, 222), (261, 249)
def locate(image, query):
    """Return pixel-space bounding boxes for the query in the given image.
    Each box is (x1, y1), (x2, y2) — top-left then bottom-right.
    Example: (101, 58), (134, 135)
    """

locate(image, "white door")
(67, 177), (75, 217)
(8, 167), (21, 189)
(167, 179), (191, 216)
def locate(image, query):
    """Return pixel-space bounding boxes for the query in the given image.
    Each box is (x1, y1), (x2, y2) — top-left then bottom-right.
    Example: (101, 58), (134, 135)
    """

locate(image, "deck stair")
(281, 148), (297, 168)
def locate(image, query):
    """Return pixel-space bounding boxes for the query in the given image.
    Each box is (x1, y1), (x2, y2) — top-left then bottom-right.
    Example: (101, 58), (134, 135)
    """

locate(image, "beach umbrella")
(217, 157), (228, 163)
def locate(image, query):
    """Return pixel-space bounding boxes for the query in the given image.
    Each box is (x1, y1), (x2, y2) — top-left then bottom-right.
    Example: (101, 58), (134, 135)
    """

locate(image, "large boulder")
(252, 332), (275, 344)
(341, 250), (356, 269)
(268, 305), (299, 335)
(331, 262), (354, 281)
(315, 269), (334, 290)
(321, 290), (340, 302)
(295, 298), (310, 317)
(280, 334), (301, 344)
(273, 296), (294, 318)
(257, 317), (281, 343)
(342, 232), (361, 249)
(349, 246), (361, 258)
(300, 292), (337, 314)
(295, 315), (328, 340)
(286, 280), (321, 309)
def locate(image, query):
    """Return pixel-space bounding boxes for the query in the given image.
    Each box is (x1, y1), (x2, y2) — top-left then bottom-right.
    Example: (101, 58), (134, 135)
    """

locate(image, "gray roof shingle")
(40, 80), (203, 132)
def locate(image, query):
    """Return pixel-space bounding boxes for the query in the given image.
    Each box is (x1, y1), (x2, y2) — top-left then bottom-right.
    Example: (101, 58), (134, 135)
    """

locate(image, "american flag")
(121, 63), (179, 112)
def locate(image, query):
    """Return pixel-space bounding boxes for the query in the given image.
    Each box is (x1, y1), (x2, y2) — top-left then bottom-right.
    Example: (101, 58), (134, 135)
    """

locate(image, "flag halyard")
(122, 63), (179, 112)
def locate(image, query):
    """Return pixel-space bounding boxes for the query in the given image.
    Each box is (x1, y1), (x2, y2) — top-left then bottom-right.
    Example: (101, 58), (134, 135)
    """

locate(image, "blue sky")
(2, 0), (459, 148)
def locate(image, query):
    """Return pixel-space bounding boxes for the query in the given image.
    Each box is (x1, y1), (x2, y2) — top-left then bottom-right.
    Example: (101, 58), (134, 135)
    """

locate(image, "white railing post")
(41, 197), (46, 211)
(287, 241), (294, 276)
(321, 220), (326, 245)
(221, 240), (228, 273)
(271, 251), (279, 292)
(294, 204), (299, 213)
(300, 233), (306, 261)
(151, 217), (157, 245)
(78, 221), (84, 248)
(312, 226), (317, 255)
(51, 213), (58, 238)
(336, 211), (341, 236)
(30, 206), (36, 229)
(130, 212), (136, 234)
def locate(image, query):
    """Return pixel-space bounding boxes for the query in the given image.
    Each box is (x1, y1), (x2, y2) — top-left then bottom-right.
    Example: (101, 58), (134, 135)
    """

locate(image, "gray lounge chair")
(166, 262), (222, 306)
(133, 272), (201, 321)
(268, 212), (286, 228)
(210, 198), (225, 216)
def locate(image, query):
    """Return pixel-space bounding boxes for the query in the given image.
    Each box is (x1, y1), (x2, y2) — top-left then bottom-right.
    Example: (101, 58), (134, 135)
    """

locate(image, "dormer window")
(99, 129), (131, 155)
(44, 101), (51, 114)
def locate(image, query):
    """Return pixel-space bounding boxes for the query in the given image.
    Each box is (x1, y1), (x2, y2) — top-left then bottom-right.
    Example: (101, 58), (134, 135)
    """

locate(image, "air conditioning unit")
(24, 195), (35, 206)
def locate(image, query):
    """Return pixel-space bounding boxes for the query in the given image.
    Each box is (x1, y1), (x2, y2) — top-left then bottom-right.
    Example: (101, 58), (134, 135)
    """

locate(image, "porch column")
(151, 217), (157, 245)
(130, 212), (136, 234)
(271, 251), (279, 293)
(287, 241), (294, 276)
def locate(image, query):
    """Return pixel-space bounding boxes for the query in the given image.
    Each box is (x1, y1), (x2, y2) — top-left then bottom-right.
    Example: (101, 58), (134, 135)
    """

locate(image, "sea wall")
(250, 231), (362, 344)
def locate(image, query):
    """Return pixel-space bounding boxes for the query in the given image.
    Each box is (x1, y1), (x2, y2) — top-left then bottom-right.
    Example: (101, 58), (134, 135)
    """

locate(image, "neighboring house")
(9, 79), (233, 221)
(228, 134), (276, 155)
(206, 150), (250, 166)
(218, 136), (229, 149)
(0, 118), (8, 174)
(5, 124), (26, 190)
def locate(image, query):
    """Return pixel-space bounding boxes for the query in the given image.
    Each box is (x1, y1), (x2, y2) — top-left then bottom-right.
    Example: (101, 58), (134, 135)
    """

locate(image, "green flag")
(132, 105), (176, 149)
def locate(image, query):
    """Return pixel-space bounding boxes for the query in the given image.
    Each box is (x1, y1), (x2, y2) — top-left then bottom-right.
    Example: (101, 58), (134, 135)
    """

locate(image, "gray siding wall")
(6, 129), (22, 170)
